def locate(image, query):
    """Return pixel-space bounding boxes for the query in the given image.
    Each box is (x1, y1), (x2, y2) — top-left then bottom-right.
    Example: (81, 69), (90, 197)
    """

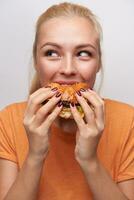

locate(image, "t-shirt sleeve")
(0, 107), (17, 163)
(117, 115), (134, 182)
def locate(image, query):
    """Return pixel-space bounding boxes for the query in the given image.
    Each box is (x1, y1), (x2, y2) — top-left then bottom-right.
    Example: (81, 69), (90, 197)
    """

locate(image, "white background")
(0, 0), (134, 110)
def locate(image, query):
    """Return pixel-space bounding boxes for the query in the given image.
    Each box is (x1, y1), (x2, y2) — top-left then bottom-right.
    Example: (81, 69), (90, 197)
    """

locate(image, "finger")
(81, 89), (105, 131)
(24, 87), (58, 119)
(29, 86), (51, 99)
(70, 103), (85, 131)
(75, 93), (96, 125)
(39, 102), (63, 131)
(87, 89), (104, 104)
(81, 89), (104, 119)
(33, 93), (62, 126)
(27, 86), (51, 106)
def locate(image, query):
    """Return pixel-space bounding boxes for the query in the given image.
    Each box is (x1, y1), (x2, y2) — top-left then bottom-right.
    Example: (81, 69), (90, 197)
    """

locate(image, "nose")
(59, 55), (77, 76)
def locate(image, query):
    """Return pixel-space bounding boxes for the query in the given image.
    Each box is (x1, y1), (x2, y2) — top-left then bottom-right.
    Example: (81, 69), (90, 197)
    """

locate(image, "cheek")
(36, 60), (58, 86)
(78, 61), (99, 85)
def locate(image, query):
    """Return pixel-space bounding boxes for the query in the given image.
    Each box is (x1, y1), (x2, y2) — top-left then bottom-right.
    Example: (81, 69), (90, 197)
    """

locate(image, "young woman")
(0, 2), (134, 200)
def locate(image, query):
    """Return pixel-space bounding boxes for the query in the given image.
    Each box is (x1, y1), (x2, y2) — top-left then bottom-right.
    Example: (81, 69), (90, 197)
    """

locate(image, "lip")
(54, 80), (79, 85)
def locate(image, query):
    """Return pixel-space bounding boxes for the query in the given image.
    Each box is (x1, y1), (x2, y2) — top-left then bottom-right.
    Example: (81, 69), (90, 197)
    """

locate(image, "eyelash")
(44, 50), (58, 57)
(44, 50), (92, 57)
(77, 51), (92, 57)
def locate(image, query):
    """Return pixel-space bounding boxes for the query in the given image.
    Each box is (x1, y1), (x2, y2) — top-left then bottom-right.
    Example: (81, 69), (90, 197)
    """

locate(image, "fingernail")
(88, 88), (93, 92)
(70, 102), (75, 107)
(76, 91), (82, 96)
(58, 101), (62, 107)
(51, 87), (58, 91)
(80, 88), (86, 92)
(55, 92), (61, 97)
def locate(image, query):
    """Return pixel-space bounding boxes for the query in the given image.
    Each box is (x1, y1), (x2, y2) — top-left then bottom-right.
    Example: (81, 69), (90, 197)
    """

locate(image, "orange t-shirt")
(0, 99), (134, 200)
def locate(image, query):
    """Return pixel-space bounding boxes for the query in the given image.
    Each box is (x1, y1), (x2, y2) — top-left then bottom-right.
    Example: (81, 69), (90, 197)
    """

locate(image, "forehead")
(38, 17), (98, 46)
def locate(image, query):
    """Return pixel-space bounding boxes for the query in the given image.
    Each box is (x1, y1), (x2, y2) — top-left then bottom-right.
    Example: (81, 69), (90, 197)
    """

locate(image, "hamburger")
(46, 82), (89, 119)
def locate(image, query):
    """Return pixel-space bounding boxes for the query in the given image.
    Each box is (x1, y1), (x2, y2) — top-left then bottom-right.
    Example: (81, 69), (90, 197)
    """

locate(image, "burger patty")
(41, 100), (80, 107)
(62, 101), (70, 107)
(62, 101), (80, 107)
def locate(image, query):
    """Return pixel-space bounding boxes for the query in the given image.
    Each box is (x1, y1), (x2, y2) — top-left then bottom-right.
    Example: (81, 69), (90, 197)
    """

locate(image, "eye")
(44, 50), (59, 57)
(77, 50), (92, 57)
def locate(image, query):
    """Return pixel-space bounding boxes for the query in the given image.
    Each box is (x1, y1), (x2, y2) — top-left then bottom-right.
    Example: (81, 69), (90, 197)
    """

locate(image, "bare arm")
(0, 157), (44, 200)
(0, 159), (18, 199)
(80, 159), (133, 200)
(70, 90), (133, 199)
(0, 87), (62, 200)
(118, 180), (134, 200)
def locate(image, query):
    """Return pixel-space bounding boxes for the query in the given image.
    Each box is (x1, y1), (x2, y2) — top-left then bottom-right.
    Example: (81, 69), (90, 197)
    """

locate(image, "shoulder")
(0, 102), (28, 167)
(0, 101), (27, 111)
(0, 101), (28, 142)
(104, 98), (134, 119)
(104, 98), (134, 134)
(0, 101), (27, 121)
(104, 98), (133, 110)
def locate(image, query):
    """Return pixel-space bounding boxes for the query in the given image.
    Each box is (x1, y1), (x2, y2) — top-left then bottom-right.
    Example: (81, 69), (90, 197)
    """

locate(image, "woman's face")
(36, 16), (100, 88)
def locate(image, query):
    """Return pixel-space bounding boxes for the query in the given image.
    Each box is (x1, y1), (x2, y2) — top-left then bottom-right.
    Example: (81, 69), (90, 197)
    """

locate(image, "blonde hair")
(29, 2), (103, 94)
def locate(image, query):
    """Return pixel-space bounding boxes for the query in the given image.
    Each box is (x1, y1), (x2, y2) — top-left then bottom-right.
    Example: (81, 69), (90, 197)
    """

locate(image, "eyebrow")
(40, 42), (97, 51)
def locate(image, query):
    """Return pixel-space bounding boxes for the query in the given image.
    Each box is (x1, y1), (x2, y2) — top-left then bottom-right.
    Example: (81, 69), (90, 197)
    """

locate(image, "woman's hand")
(70, 89), (105, 168)
(23, 87), (62, 162)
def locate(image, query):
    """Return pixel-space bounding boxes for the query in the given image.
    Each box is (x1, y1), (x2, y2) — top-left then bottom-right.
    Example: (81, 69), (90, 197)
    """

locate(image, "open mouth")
(41, 99), (80, 107)
(62, 101), (80, 108)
